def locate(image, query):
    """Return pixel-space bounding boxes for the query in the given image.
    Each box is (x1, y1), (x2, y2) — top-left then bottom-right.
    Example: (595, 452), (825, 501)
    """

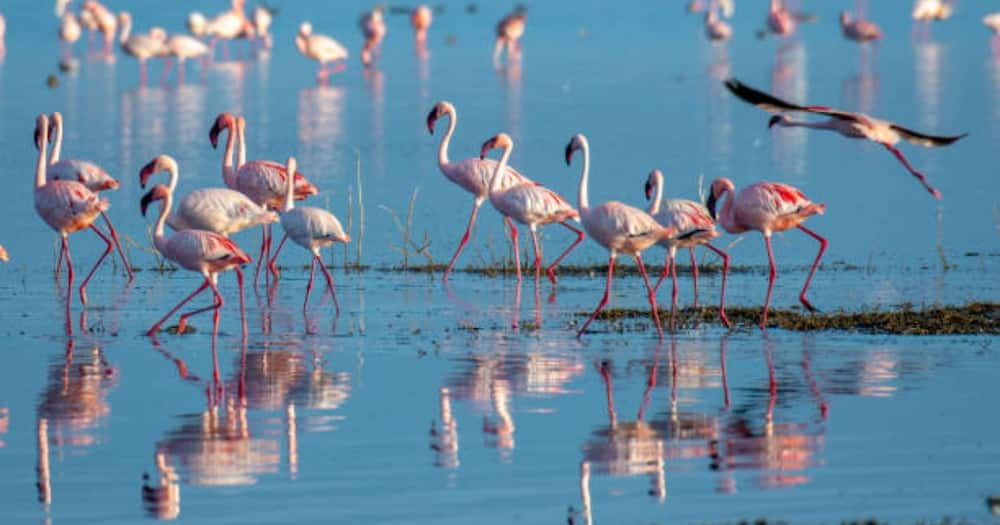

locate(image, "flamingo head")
(47, 112), (63, 144)
(644, 169), (663, 201)
(209, 113), (236, 149)
(767, 115), (787, 129)
(299, 22), (313, 36)
(97, 173), (120, 191)
(564, 133), (587, 165)
(705, 177), (734, 220)
(34, 114), (49, 151)
(839, 11), (850, 25)
(139, 154), (173, 188)
(292, 173), (319, 199)
(140, 184), (170, 216)
(425, 101), (452, 134)
(479, 133), (512, 160)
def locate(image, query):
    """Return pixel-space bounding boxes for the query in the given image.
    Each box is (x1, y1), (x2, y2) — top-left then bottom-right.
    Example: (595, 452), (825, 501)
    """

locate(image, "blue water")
(0, 0), (997, 523)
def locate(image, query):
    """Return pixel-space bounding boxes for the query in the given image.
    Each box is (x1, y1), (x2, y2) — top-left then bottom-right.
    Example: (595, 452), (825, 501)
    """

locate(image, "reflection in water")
(297, 86), (346, 171)
(914, 41), (943, 130)
(430, 387), (459, 469)
(841, 43), (879, 116)
(364, 68), (385, 179)
(496, 57), (523, 140)
(142, 452), (181, 520)
(770, 42), (808, 179)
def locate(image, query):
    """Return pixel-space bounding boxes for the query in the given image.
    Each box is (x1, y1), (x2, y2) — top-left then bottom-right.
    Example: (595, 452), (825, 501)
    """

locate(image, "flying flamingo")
(426, 101), (533, 282)
(767, 0), (796, 36)
(295, 22), (349, 82)
(566, 134), (676, 339)
(81, 0), (116, 56)
(706, 177), (826, 329)
(33, 114), (113, 333)
(359, 7), (386, 66)
(840, 11), (882, 42)
(267, 157), (350, 315)
(47, 112), (133, 282)
(210, 113), (318, 286)
(59, 12), (82, 62)
(117, 12), (166, 84)
(479, 133), (584, 284)
(494, 9), (526, 64)
(411, 5), (432, 47)
(644, 169), (730, 329)
(724, 78), (966, 200)
(140, 183), (251, 337)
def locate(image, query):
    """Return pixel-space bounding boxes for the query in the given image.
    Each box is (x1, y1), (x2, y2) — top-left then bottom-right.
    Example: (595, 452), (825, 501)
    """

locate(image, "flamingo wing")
(50, 160), (116, 191)
(725, 78), (866, 124)
(309, 34), (348, 61)
(889, 124), (967, 148)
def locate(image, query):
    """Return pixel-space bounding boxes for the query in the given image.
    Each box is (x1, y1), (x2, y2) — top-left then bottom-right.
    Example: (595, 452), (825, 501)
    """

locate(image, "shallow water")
(0, 0), (997, 523)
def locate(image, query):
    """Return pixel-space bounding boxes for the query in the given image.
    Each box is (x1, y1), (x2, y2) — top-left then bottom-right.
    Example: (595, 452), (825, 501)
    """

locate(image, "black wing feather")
(890, 124), (967, 148)
(723, 78), (809, 113)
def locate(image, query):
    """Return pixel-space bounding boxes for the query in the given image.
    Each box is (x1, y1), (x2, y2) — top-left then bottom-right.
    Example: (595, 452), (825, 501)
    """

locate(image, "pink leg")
(512, 273), (522, 329)
(545, 222), (585, 284)
(443, 200), (481, 282)
(635, 253), (664, 339)
(235, 267), (247, 337)
(653, 251), (670, 293)
(79, 225), (113, 306)
(102, 212), (133, 282)
(177, 278), (224, 334)
(146, 279), (210, 336)
(578, 255), (615, 338)
(316, 254), (340, 313)
(689, 247), (699, 307)
(703, 243), (731, 329)
(223, 40), (230, 61)
(139, 60), (148, 86)
(529, 227), (542, 281)
(253, 224), (269, 287)
(303, 256), (317, 312)
(720, 336), (731, 410)
(508, 219), (522, 283)
(883, 143), (942, 200)
(762, 235), (777, 331)
(598, 361), (617, 427)
(796, 225), (827, 312)
(268, 233), (289, 280)
(62, 235), (74, 336)
(670, 253), (678, 331)
(55, 240), (65, 279)
(160, 56), (174, 84)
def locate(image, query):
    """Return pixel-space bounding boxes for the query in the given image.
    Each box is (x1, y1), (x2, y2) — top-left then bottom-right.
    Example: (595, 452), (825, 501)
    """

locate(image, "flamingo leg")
(177, 277), (224, 334)
(62, 235), (74, 335)
(316, 254), (340, 313)
(160, 56), (174, 83)
(670, 252), (678, 331)
(653, 250), (670, 293)
(545, 222), (584, 284)
(55, 239), (65, 279)
(235, 267), (247, 337)
(303, 256), (317, 312)
(508, 219), (521, 283)
(268, 233), (289, 280)
(578, 254), (616, 337)
(102, 211), (133, 282)
(689, 247), (700, 307)
(635, 253), (664, 339)
(598, 361), (617, 427)
(443, 199), (481, 282)
(253, 224), (269, 287)
(762, 234), (777, 331)
(883, 143), (942, 200)
(146, 279), (210, 336)
(703, 243), (731, 329)
(78, 224), (113, 306)
(529, 227), (542, 281)
(796, 225), (827, 312)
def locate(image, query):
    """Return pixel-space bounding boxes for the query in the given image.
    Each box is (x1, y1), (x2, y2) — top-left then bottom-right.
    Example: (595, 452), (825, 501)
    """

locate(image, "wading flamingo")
(840, 11), (882, 42)
(0, 245), (7, 262)
(644, 169), (730, 329)
(187, 0), (251, 60)
(81, 1), (116, 56)
(161, 33), (209, 82)
(47, 112), (133, 282)
(140, 183), (251, 337)
(359, 7), (386, 66)
(117, 12), (166, 84)
(494, 9), (526, 63)
(724, 78), (966, 200)
(210, 113), (318, 286)
(295, 22), (349, 82)
(59, 12), (82, 61)
(479, 133), (584, 284)
(913, 0), (953, 22)
(79, 8), (98, 50)
(411, 5), (432, 47)
(33, 114), (113, 332)
(267, 157), (350, 314)
(252, 5), (273, 49)
(426, 101), (533, 282)
(706, 177), (826, 329)
(705, 7), (732, 41)
(566, 134), (676, 339)
(767, 0), (795, 36)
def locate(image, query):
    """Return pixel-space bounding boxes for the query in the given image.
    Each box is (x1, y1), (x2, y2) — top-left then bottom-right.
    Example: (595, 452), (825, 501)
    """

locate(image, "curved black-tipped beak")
(644, 181), (653, 201)
(138, 159), (158, 189)
(140, 189), (155, 217)
(209, 119), (223, 149)
(426, 108), (437, 135)
(564, 143), (574, 166)
(705, 192), (718, 220)
(34, 128), (42, 150)
(767, 115), (782, 129)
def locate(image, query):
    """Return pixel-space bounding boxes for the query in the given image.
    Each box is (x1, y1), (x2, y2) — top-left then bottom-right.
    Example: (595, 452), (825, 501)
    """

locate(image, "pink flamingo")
(209, 113), (318, 286)
(117, 12), (166, 84)
(140, 183), (251, 337)
(47, 112), (133, 282)
(0, 244), (7, 262)
(704, 1), (732, 41)
(81, 1), (116, 56)
(479, 133), (584, 284)
(706, 177), (827, 329)
(725, 78), (966, 200)
(494, 9), (526, 64)
(267, 157), (350, 315)
(644, 169), (730, 329)
(359, 7), (386, 66)
(840, 11), (882, 42)
(566, 134), (676, 339)
(411, 5), (432, 47)
(767, 0), (796, 36)
(296, 22), (349, 83)
(33, 114), (113, 333)
(426, 101), (533, 282)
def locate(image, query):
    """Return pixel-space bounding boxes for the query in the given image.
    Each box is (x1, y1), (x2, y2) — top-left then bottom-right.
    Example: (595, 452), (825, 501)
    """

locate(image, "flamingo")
(565, 134), (676, 339)
(117, 12), (166, 84)
(33, 114), (113, 332)
(187, 0), (251, 60)
(267, 157), (350, 314)
(411, 5), (432, 47)
(161, 33), (209, 82)
(210, 113), (318, 286)
(705, 6), (732, 41)
(140, 183), (251, 337)
(912, 0), (953, 22)
(494, 9), (526, 63)
(724, 78), (966, 200)
(840, 11), (882, 42)
(985, 13), (1000, 39)
(767, 0), (795, 36)
(47, 112), (133, 282)
(359, 7), (386, 66)
(0, 244), (7, 262)
(643, 169), (730, 329)
(295, 22), (349, 82)
(706, 177), (826, 329)
(426, 101), (534, 282)
(252, 5), (273, 49)
(59, 12), (82, 61)
(479, 133), (584, 284)
(81, 0), (116, 56)
(79, 8), (98, 50)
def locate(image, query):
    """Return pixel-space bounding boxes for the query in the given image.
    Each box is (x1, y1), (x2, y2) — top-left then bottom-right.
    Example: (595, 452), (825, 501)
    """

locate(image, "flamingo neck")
(718, 187), (736, 232)
(649, 173), (663, 215)
(438, 108), (456, 167)
(154, 189), (172, 251)
(237, 123), (246, 169)
(165, 157), (179, 193)
(50, 119), (63, 165)
(221, 125), (236, 188)
(282, 163), (295, 213)
(577, 143), (591, 211)
(295, 34), (308, 55)
(36, 127), (49, 189)
(489, 142), (512, 194)
(119, 17), (131, 45)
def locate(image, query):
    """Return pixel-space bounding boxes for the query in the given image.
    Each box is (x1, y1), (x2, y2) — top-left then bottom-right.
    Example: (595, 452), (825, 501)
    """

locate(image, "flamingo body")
(297, 23), (349, 80)
(912, 0), (953, 21)
(767, 0), (795, 35)
(35, 181), (108, 234)
(841, 12), (882, 42)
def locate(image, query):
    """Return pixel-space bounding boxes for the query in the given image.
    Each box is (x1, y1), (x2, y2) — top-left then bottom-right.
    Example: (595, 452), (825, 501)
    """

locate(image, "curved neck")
(154, 190), (172, 251)
(221, 125), (236, 187)
(577, 143), (591, 211)
(295, 34), (308, 55)
(778, 118), (835, 130)
(649, 174), (663, 215)
(438, 109), (456, 167)
(489, 143), (512, 194)
(718, 187), (736, 231)
(237, 124), (246, 169)
(165, 158), (179, 193)
(770, 0), (780, 12)
(50, 119), (63, 164)
(36, 127), (49, 189)
(119, 17), (131, 45)
(282, 164), (296, 212)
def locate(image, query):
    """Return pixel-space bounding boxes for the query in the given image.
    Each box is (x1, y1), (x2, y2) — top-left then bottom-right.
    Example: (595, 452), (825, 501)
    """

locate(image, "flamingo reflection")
(770, 41), (809, 179)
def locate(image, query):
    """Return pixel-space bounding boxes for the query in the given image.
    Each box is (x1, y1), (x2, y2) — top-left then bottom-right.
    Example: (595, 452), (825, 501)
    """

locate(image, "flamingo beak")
(139, 159), (158, 189)
(34, 127), (42, 150)
(644, 181), (653, 200)
(209, 116), (227, 148)
(426, 108), (437, 134)
(140, 188), (156, 216)
(479, 139), (496, 160)
(564, 143), (575, 166)
(706, 191), (718, 220)
(767, 115), (782, 129)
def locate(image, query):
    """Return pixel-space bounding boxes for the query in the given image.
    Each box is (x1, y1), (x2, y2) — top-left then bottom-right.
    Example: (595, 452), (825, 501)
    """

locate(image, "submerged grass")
(577, 302), (999, 335)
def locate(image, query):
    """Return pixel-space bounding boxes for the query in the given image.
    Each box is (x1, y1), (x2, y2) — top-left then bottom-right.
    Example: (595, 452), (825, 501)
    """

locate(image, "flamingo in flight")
(644, 169), (730, 329)
(33, 114), (113, 333)
(47, 112), (133, 282)
(267, 157), (351, 316)
(296, 22), (349, 82)
(767, 0), (796, 36)
(479, 133), (584, 284)
(426, 101), (533, 282)
(706, 177), (826, 330)
(494, 9), (526, 64)
(140, 183), (251, 337)
(724, 78), (966, 200)
(840, 11), (882, 42)
(566, 134), (676, 339)
(210, 113), (318, 286)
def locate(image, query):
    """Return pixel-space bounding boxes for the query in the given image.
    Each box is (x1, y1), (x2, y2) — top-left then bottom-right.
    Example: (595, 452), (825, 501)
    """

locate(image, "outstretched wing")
(724, 78), (865, 123)
(890, 124), (967, 148)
